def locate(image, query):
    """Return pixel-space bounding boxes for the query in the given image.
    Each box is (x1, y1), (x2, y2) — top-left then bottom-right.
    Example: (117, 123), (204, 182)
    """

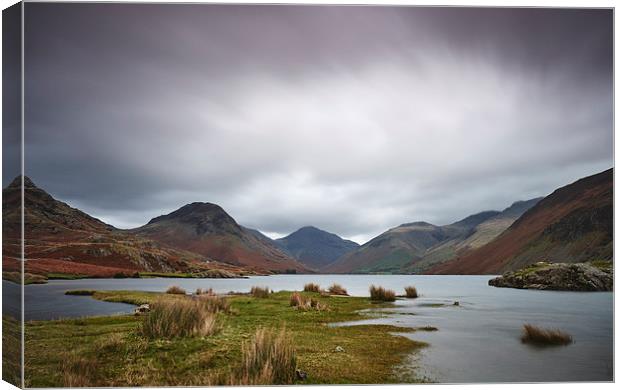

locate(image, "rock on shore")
(488, 262), (613, 291)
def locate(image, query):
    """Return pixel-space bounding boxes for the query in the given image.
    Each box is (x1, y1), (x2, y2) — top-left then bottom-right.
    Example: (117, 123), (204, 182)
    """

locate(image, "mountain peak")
(147, 202), (229, 224)
(7, 175), (36, 189)
(276, 226), (359, 269)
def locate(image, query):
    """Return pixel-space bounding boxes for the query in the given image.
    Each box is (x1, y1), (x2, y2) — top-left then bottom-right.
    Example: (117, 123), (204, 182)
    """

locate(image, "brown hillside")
(2, 177), (248, 278)
(429, 169), (613, 274)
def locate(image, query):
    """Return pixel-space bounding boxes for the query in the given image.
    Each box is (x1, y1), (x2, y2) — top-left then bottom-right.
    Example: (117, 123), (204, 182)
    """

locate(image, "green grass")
(25, 290), (426, 386)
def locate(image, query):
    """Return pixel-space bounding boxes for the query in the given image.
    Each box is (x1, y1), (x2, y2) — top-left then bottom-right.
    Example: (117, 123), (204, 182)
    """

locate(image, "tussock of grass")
(404, 286), (418, 298)
(370, 285), (396, 302)
(232, 327), (297, 385)
(195, 287), (215, 296)
(165, 285), (186, 295)
(303, 283), (321, 293)
(195, 294), (232, 314)
(328, 283), (348, 296)
(141, 297), (218, 339)
(250, 286), (271, 298)
(521, 324), (572, 346)
(289, 292), (328, 311)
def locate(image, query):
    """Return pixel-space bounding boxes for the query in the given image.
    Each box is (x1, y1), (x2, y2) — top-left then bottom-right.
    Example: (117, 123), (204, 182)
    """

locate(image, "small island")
(488, 261), (613, 291)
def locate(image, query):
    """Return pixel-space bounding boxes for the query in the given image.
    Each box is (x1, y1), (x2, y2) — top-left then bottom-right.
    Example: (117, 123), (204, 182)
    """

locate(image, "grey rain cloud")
(14, 4), (613, 244)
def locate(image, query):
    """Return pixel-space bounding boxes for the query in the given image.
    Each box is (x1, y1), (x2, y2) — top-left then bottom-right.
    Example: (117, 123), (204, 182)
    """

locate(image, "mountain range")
(2, 177), (307, 277)
(323, 198), (542, 274)
(430, 168), (613, 274)
(2, 168), (613, 278)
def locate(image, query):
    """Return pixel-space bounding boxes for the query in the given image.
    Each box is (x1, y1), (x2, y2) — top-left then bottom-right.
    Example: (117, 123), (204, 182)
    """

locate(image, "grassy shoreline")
(25, 289), (427, 386)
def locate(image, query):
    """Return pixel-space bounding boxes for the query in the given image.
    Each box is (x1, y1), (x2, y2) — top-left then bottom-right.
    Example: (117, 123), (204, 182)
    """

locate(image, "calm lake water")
(5, 274), (613, 383)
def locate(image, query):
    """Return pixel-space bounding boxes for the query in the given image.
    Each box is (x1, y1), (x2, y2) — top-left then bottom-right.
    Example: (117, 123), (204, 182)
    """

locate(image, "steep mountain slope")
(321, 219), (473, 274)
(274, 226), (359, 269)
(2, 176), (245, 278)
(324, 199), (541, 274)
(407, 198), (542, 272)
(430, 169), (613, 274)
(133, 203), (309, 273)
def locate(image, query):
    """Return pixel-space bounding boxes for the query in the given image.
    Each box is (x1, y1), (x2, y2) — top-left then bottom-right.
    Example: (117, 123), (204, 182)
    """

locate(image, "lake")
(5, 274), (613, 383)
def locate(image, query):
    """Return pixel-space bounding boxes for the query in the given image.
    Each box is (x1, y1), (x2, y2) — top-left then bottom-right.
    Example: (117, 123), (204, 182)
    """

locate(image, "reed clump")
(521, 324), (573, 346)
(289, 292), (328, 311)
(195, 287), (215, 296)
(303, 283), (321, 293)
(250, 286), (271, 298)
(141, 297), (218, 339)
(231, 328), (297, 385)
(404, 286), (418, 298)
(369, 285), (396, 302)
(196, 294), (232, 314)
(327, 283), (348, 296)
(165, 285), (186, 295)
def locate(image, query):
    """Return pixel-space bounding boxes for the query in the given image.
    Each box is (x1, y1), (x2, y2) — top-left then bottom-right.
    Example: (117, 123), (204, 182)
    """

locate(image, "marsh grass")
(250, 286), (271, 298)
(165, 285), (186, 295)
(303, 283), (321, 293)
(95, 332), (126, 353)
(141, 297), (218, 339)
(404, 286), (418, 298)
(195, 294), (232, 314)
(327, 283), (348, 296)
(25, 290), (427, 387)
(369, 285), (396, 302)
(195, 288), (215, 296)
(62, 353), (99, 387)
(232, 328), (297, 385)
(521, 324), (573, 346)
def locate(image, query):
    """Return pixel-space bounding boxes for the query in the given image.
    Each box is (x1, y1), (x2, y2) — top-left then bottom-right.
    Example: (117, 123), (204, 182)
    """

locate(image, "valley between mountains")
(2, 169), (612, 281)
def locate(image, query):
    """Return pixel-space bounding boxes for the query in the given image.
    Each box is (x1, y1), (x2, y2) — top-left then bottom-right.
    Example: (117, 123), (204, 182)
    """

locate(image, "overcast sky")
(11, 4), (613, 244)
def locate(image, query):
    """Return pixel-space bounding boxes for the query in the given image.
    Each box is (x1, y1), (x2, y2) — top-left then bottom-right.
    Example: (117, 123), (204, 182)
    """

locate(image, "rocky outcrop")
(488, 262), (613, 291)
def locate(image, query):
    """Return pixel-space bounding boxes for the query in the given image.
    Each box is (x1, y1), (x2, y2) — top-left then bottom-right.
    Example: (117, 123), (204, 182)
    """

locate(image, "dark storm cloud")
(20, 3), (613, 243)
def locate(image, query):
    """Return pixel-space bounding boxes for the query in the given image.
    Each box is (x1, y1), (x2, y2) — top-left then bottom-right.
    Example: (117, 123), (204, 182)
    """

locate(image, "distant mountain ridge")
(430, 169), (612, 274)
(274, 226), (359, 270)
(323, 198), (541, 274)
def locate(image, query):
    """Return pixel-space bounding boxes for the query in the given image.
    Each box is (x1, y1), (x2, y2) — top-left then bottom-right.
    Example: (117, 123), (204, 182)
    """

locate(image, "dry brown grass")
(250, 286), (271, 298)
(327, 283), (348, 296)
(521, 324), (573, 346)
(195, 287), (215, 296)
(62, 353), (99, 387)
(289, 292), (328, 311)
(230, 327), (297, 385)
(303, 283), (321, 293)
(195, 294), (232, 314)
(165, 285), (186, 295)
(369, 285), (396, 302)
(404, 286), (418, 298)
(141, 297), (218, 339)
